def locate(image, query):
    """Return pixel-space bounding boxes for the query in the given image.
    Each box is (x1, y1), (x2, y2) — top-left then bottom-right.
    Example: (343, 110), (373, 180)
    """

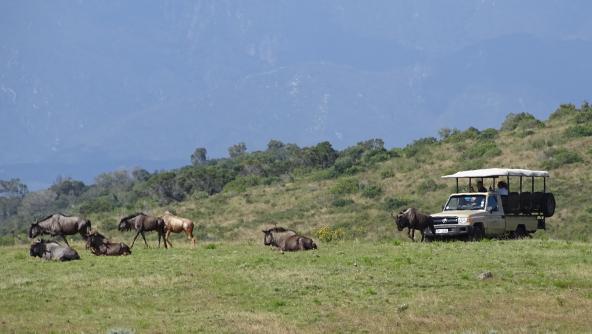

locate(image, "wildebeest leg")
(61, 235), (70, 246)
(165, 230), (173, 248)
(130, 230), (142, 249)
(140, 231), (149, 248)
(187, 228), (196, 248)
(420, 230), (425, 242)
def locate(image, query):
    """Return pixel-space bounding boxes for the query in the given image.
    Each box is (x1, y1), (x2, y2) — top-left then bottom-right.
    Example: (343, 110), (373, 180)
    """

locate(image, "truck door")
(485, 194), (505, 235)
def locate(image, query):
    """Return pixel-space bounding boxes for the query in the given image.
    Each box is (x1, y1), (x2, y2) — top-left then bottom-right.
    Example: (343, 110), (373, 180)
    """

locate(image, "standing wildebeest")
(392, 208), (436, 242)
(118, 213), (167, 249)
(28, 213), (91, 246)
(86, 230), (131, 256)
(262, 227), (317, 252)
(30, 239), (80, 261)
(161, 211), (196, 248)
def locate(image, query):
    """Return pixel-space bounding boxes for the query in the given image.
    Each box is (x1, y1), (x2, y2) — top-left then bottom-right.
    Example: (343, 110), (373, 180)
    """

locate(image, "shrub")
(315, 225), (345, 242)
(361, 184), (383, 198)
(383, 197), (408, 211)
(330, 178), (359, 195)
(332, 198), (354, 207)
(565, 124), (592, 138)
(417, 179), (444, 193)
(478, 128), (498, 140)
(549, 104), (577, 120)
(223, 175), (261, 193)
(542, 148), (583, 169)
(380, 169), (395, 179)
(501, 112), (544, 131)
(461, 142), (502, 160)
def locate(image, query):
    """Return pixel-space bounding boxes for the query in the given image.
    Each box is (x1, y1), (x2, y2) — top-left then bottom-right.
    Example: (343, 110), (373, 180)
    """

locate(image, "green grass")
(1, 239), (592, 333)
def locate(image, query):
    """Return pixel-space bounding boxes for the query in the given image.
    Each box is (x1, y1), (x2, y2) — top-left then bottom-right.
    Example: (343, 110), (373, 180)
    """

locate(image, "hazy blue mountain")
(1, 0), (591, 189)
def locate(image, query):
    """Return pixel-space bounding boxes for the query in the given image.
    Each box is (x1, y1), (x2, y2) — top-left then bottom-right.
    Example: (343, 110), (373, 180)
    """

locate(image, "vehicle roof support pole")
(520, 176), (523, 192)
(456, 178), (459, 193)
(532, 176), (535, 193)
(544, 177), (547, 193)
(507, 175), (510, 192)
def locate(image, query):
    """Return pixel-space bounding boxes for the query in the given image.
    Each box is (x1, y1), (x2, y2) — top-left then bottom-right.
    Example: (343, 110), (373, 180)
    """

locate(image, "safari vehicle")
(428, 168), (556, 240)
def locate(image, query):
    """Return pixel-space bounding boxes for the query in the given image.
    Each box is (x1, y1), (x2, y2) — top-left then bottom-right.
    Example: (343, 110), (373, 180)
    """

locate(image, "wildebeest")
(262, 227), (317, 252)
(29, 239), (80, 261)
(392, 208), (436, 242)
(118, 213), (167, 249)
(86, 230), (131, 256)
(161, 211), (196, 248)
(28, 213), (91, 246)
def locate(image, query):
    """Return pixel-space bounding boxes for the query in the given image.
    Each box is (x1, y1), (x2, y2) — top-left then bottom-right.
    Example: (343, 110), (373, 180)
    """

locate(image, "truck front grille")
(432, 216), (458, 225)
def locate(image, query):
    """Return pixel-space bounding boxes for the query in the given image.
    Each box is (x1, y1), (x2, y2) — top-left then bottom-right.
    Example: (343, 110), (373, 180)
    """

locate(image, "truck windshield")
(445, 195), (486, 211)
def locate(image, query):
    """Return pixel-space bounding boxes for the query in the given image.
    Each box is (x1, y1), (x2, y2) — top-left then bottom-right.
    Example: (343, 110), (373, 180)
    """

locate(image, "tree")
(132, 168), (151, 182)
(228, 142), (247, 158)
(191, 147), (208, 166)
(0, 178), (28, 198)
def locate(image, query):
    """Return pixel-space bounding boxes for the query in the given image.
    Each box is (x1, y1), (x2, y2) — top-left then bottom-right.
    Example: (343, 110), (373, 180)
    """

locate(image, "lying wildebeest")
(86, 230), (131, 256)
(28, 213), (91, 246)
(30, 239), (80, 261)
(118, 212), (167, 249)
(262, 227), (317, 252)
(161, 211), (196, 248)
(392, 208), (436, 242)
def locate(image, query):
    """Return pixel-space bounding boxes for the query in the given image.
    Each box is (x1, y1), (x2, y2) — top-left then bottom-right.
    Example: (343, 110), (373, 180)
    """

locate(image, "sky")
(1, 0), (591, 189)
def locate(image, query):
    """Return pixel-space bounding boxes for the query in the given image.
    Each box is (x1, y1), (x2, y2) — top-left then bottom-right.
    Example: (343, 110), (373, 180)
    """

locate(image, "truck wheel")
(470, 224), (484, 241)
(514, 225), (528, 239)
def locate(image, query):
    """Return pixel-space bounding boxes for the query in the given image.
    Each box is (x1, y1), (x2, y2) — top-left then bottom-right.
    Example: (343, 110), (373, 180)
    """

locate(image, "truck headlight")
(458, 217), (468, 224)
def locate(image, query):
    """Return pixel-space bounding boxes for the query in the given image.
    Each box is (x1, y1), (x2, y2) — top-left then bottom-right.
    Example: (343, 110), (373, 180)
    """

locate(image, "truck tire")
(543, 193), (555, 217)
(470, 224), (484, 241)
(514, 225), (528, 239)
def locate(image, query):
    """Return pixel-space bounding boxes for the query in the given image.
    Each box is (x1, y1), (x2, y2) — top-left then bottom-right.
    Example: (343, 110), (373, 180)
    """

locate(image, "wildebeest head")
(29, 240), (45, 257)
(262, 229), (273, 246)
(28, 223), (41, 239)
(118, 217), (133, 231)
(393, 211), (410, 231)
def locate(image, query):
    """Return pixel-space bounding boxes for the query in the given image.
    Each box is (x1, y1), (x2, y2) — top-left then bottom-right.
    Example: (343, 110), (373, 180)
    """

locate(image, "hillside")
(1, 103), (591, 243)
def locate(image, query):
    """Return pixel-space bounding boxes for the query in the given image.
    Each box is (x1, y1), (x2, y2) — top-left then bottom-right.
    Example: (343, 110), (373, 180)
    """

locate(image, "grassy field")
(1, 238), (592, 333)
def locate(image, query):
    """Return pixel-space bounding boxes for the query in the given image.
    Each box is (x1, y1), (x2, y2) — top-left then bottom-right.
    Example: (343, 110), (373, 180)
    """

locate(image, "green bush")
(542, 148), (583, 169)
(549, 104), (577, 120)
(565, 124), (592, 138)
(501, 112), (544, 131)
(223, 175), (261, 193)
(383, 197), (408, 211)
(417, 179), (444, 193)
(460, 142), (502, 160)
(330, 178), (359, 195)
(361, 184), (383, 198)
(332, 198), (354, 207)
(380, 169), (395, 179)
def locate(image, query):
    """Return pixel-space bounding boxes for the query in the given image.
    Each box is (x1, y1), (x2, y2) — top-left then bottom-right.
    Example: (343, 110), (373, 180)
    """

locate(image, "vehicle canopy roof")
(441, 168), (549, 179)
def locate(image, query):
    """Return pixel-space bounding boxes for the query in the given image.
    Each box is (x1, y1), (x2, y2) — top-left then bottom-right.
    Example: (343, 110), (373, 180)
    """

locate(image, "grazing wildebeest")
(86, 230), (131, 256)
(28, 213), (91, 246)
(161, 211), (196, 248)
(392, 208), (436, 242)
(29, 239), (80, 261)
(262, 227), (317, 252)
(118, 213), (167, 249)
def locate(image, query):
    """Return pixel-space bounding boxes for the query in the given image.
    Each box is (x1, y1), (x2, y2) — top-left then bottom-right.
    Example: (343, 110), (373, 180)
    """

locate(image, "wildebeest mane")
(35, 214), (55, 223)
(268, 227), (295, 233)
(120, 212), (144, 221)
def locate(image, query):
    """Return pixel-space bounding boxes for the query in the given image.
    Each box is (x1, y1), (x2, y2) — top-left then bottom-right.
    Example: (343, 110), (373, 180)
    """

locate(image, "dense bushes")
(460, 142), (502, 160)
(542, 148), (583, 169)
(501, 112), (544, 132)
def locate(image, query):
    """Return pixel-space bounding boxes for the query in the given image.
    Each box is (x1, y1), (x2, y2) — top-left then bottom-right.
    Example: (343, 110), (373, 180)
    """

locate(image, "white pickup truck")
(427, 168), (555, 240)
